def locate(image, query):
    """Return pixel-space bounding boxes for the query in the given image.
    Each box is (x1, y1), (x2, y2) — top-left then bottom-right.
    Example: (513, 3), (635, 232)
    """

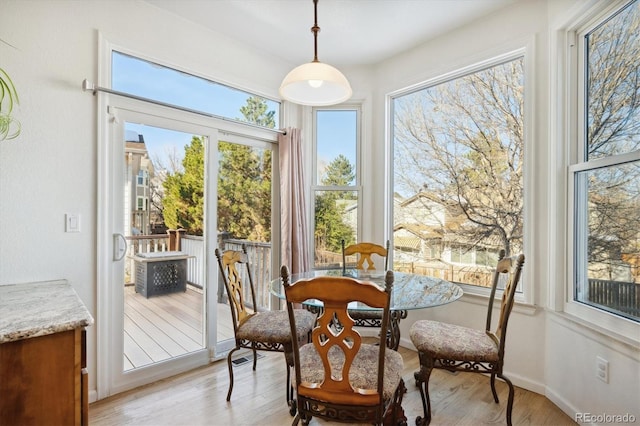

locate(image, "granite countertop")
(0, 279), (94, 344)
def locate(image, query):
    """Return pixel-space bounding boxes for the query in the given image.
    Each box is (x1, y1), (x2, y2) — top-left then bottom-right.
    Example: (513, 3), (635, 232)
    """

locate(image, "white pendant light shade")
(279, 0), (352, 106)
(279, 61), (352, 106)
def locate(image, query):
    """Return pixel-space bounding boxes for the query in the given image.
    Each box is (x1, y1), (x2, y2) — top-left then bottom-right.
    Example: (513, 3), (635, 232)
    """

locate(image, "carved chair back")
(215, 244), (258, 333)
(283, 269), (394, 407)
(342, 240), (390, 272)
(485, 250), (526, 367)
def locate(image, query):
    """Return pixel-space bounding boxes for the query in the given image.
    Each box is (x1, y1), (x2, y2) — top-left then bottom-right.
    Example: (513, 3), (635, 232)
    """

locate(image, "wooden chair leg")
(226, 346), (240, 401)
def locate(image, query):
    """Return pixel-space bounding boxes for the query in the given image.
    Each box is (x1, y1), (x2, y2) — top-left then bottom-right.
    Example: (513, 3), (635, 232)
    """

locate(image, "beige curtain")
(278, 128), (309, 274)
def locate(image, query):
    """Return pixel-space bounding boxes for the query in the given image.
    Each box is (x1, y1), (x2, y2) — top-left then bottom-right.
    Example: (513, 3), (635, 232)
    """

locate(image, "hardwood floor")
(90, 344), (576, 426)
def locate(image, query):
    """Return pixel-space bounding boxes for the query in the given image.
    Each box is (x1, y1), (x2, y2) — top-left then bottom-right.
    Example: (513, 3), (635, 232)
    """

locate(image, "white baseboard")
(545, 386), (580, 423)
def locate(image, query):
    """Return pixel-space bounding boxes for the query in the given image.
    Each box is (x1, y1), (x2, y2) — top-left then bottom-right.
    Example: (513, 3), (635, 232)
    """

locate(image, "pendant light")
(279, 0), (352, 106)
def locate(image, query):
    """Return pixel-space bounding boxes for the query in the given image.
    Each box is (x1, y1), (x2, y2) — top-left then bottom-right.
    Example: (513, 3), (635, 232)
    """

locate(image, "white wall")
(0, 0), (277, 396)
(1, 0), (638, 421)
(373, 0), (640, 421)
(0, 0), (374, 398)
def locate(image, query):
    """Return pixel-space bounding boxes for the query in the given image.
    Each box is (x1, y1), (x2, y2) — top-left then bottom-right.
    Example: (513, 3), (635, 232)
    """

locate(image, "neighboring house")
(585, 193), (640, 283)
(393, 192), (446, 261)
(338, 198), (358, 237)
(124, 132), (154, 237)
(393, 191), (500, 285)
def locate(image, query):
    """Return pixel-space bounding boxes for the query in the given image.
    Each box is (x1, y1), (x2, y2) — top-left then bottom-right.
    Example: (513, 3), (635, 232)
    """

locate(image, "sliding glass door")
(107, 106), (216, 394)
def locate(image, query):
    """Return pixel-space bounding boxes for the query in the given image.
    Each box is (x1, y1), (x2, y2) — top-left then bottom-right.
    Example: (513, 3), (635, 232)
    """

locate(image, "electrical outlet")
(596, 356), (609, 383)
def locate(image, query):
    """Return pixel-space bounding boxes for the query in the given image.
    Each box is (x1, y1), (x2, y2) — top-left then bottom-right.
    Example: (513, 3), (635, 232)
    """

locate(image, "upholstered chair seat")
(409, 320), (499, 362)
(238, 310), (316, 343)
(296, 343), (404, 401)
(347, 309), (383, 321)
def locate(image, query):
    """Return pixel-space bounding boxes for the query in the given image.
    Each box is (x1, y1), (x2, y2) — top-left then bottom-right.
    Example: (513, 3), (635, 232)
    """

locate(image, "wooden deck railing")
(124, 233), (274, 311)
(124, 235), (639, 321)
(124, 235), (170, 285)
(181, 235), (205, 288)
(219, 238), (273, 311)
(394, 260), (495, 288)
(588, 278), (639, 318)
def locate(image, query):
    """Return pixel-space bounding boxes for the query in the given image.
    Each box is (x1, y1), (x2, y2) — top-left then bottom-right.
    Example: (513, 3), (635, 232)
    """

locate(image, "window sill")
(459, 291), (539, 316)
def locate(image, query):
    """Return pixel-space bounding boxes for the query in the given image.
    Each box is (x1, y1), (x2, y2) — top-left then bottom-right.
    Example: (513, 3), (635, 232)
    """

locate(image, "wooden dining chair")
(342, 239), (390, 272)
(341, 240), (393, 335)
(281, 265), (407, 426)
(215, 245), (316, 414)
(409, 250), (525, 426)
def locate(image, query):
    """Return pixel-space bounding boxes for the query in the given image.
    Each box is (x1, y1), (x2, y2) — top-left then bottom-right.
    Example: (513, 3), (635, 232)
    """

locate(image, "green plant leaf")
(0, 67), (21, 141)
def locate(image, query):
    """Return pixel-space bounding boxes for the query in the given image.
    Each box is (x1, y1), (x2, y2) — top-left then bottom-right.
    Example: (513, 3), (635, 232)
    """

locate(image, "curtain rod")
(81, 79), (286, 135)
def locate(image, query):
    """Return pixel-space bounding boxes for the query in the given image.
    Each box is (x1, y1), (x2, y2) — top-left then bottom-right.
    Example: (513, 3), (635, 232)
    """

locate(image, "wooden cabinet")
(0, 280), (93, 426)
(0, 327), (88, 426)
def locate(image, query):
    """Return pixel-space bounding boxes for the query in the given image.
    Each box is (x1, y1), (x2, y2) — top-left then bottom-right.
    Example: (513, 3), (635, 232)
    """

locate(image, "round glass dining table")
(270, 269), (463, 350)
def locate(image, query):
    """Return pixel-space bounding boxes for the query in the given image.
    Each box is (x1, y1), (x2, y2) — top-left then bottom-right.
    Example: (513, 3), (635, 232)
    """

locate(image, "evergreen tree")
(217, 142), (272, 241)
(314, 154), (356, 253)
(162, 136), (205, 235)
(323, 154), (355, 186)
(239, 96), (276, 128)
(161, 95), (275, 242)
(217, 96), (274, 241)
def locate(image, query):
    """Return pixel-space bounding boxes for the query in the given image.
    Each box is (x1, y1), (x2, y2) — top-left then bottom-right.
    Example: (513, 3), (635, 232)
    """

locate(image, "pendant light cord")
(311, 0), (320, 63)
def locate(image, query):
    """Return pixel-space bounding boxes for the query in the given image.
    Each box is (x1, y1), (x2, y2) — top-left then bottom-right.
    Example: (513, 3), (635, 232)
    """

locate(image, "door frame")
(100, 101), (217, 397)
(96, 95), (279, 398)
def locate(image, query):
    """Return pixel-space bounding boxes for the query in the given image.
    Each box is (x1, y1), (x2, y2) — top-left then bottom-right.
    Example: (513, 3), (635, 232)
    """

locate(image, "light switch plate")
(65, 213), (81, 233)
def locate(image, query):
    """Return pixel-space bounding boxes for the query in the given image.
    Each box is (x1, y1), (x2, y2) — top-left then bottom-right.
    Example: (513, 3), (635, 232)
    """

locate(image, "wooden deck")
(124, 285), (234, 371)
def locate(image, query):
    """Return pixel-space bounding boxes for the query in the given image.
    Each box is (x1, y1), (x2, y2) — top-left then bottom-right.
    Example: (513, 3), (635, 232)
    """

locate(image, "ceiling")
(144, 0), (523, 67)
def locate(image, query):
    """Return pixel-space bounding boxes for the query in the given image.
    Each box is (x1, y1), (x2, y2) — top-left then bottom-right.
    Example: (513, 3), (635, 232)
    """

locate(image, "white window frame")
(562, 0), (640, 342)
(136, 196), (149, 211)
(137, 170), (148, 186)
(310, 105), (362, 270)
(387, 46), (535, 306)
(95, 35), (283, 398)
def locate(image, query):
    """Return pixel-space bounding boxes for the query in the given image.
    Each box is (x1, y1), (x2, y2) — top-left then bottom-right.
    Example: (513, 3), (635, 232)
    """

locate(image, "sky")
(114, 51), (356, 175)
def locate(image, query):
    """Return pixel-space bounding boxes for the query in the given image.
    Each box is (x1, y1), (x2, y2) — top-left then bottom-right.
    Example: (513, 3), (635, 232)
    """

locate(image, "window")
(137, 170), (148, 186)
(312, 108), (360, 269)
(391, 53), (525, 290)
(111, 51), (280, 130)
(136, 196), (147, 211)
(570, 0), (640, 323)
